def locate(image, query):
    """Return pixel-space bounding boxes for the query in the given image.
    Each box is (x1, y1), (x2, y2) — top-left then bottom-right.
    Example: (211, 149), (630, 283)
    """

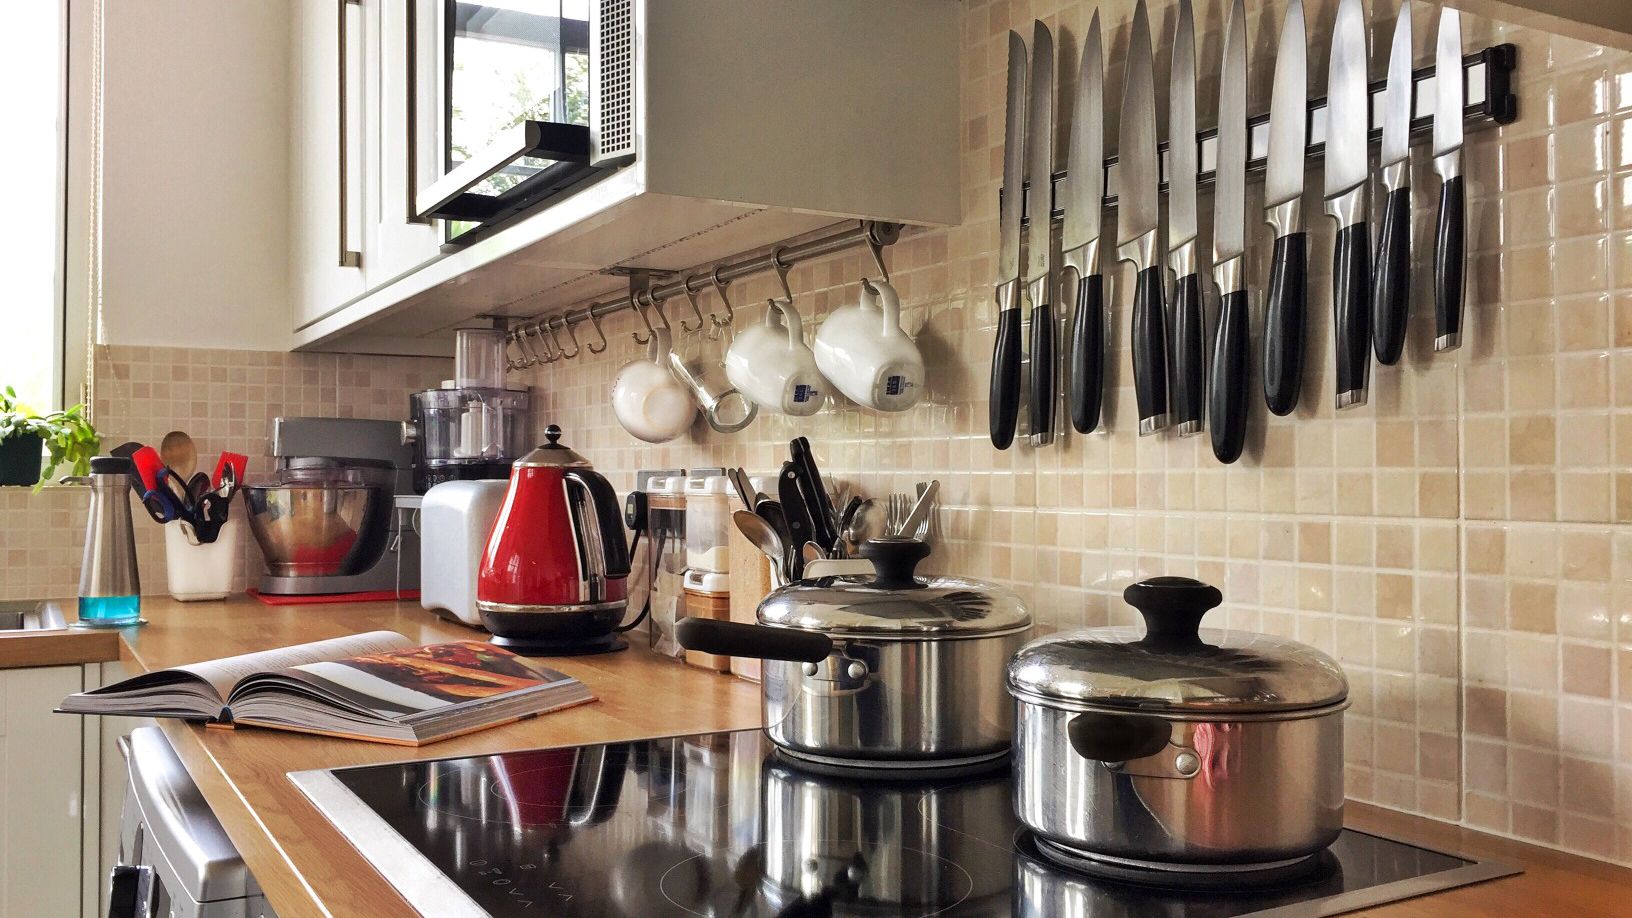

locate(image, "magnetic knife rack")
(505, 220), (901, 366)
(1017, 44), (1517, 223)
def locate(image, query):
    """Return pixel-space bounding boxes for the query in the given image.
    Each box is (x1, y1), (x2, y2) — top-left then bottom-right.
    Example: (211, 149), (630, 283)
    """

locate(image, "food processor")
(409, 328), (532, 494)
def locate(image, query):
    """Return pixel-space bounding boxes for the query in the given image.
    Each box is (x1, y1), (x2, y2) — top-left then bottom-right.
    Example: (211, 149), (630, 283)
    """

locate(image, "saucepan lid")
(758, 537), (1032, 638)
(1006, 577), (1348, 715)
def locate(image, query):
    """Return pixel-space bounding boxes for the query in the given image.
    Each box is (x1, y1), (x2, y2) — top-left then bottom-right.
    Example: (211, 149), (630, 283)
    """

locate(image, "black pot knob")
(1123, 576), (1222, 648)
(858, 537), (931, 590)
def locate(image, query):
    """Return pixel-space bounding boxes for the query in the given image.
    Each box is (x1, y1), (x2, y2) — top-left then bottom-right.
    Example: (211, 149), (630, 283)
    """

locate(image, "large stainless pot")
(1007, 577), (1349, 870)
(677, 538), (1032, 767)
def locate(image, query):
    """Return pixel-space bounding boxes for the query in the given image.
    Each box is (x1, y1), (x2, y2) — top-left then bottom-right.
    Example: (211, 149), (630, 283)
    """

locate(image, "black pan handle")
(1170, 271), (1204, 434)
(1208, 289), (1249, 464)
(989, 307), (1023, 449)
(1434, 175), (1465, 350)
(1262, 231), (1306, 416)
(1029, 296), (1056, 442)
(1332, 221), (1372, 408)
(1067, 712), (1171, 763)
(1131, 265), (1169, 433)
(1068, 273), (1104, 434)
(1372, 185), (1412, 365)
(675, 618), (833, 664)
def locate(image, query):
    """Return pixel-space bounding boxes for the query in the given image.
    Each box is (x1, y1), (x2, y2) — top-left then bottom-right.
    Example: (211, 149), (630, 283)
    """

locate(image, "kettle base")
(488, 633), (629, 657)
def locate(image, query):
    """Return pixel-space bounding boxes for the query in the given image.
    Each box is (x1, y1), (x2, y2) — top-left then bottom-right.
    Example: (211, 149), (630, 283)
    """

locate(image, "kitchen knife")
(1025, 20), (1058, 447)
(1209, 0), (1250, 464)
(1372, 1), (1414, 365)
(790, 437), (837, 550)
(1118, 0), (1168, 435)
(1325, 0), (1373, 410)
(1063, 10), (1105, 435)
(777, 464), (813, 580)
(990, 31), (1028, 450)
(1434, 7), (1466, 352)
(1168, 0), (1204, 438)
(1263, 0), (1308, 417)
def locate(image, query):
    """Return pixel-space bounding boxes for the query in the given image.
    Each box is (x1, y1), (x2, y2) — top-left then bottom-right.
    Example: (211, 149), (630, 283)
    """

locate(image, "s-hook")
(584, 310), (609, 354)
(772, 246), (796, 305)
(630, 291), (658, 346)
(710, 266), (737, 328)
(866, 231), (890, 284)
(505, 331), (531, 370)
(678, 274), (707, 334)
(548, 317), (579, 359)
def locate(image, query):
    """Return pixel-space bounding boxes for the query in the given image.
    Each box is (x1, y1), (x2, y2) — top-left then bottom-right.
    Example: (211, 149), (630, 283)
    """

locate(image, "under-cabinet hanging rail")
(505, 220), (901, 368)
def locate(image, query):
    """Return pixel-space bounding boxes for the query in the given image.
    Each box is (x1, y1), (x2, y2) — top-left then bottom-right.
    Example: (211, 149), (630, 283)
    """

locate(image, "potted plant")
(0, 387), (102, 488)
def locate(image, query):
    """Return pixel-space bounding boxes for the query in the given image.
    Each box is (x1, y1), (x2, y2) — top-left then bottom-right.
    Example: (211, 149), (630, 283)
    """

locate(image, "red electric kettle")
(477, 425), (632, 655)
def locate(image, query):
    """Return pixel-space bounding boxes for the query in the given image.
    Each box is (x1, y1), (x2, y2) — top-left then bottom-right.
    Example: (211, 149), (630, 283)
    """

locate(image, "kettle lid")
(514, 425), (591, 468)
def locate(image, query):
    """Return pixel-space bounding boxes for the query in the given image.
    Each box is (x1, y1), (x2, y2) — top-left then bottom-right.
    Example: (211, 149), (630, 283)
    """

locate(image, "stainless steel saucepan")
(1007, 576), (1349, 872)
(678, 537), (1033, 768)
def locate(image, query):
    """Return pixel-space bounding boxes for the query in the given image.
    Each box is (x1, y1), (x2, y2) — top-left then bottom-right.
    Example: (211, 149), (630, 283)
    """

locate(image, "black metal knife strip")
(1013, 43), (1517, 224)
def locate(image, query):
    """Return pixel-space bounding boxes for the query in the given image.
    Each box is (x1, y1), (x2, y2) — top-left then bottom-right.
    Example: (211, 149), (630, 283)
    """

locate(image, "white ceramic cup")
(814, 279), (925, 411)
(612, 327), (697, 442)
(724, 300), (827, 416)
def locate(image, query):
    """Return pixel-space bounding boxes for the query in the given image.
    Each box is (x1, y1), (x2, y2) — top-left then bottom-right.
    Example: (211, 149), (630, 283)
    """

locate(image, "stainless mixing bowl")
(243, 483), (392, 577)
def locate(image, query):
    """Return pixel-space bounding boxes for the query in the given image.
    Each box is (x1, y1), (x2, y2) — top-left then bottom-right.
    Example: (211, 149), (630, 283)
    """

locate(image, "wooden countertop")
(91, 596), (1632, 917)
(0, 614), (120, 669)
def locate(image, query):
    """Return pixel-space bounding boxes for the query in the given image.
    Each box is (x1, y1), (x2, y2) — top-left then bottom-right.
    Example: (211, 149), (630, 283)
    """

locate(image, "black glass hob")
(291, 729), (1516, 917)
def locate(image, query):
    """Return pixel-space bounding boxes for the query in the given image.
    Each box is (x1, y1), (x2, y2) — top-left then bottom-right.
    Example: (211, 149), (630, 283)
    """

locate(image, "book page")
(177, 631), (412, 700)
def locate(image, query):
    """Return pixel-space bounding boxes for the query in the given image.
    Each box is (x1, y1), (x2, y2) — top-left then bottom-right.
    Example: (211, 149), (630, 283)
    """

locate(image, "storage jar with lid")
(1006, 576), (1349, 872)
(684, 473), (732, 574)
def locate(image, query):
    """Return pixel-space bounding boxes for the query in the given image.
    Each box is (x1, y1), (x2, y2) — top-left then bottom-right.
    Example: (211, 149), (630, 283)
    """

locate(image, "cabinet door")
(367, 0), (445, 288)
(0, 665), (85, 917)
(290, 0), (371, 331)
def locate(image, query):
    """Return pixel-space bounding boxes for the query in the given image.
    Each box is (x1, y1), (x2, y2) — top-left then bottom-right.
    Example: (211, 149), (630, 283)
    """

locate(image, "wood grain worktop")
(59, 596), (1632, 917)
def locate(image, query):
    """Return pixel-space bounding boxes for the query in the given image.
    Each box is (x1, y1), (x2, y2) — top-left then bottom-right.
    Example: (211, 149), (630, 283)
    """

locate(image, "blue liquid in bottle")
(78, 594), (142, 626)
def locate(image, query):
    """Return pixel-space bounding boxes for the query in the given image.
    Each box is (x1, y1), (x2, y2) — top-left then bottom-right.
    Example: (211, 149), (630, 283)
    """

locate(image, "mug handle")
(647, 326), (673, 365)
(873, 280), (905, 339)
(770, 299), (805, 348)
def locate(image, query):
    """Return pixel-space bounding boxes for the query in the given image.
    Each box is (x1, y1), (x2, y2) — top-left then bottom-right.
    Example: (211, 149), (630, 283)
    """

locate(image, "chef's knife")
(1209, 0), (1250, 464)
(1263, 0), (1308, 417)
(1025, 20), (1058, 447)
(777, 463), (813, 580)
(1168, 0), (1204, 438)
(790, 437), (836, 550)
(1434, 7), (1466, 352)
(1372, 1), (1414, 365)
(1063, 10), (1105, 435)
(1118, 0), (1168, 435)
(1325, 0), (1373, 409)
(990, 31), (1028, 450)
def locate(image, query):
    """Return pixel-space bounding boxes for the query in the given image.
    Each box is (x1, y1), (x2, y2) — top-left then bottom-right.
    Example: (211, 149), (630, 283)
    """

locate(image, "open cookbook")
(58, 631), (595, 745)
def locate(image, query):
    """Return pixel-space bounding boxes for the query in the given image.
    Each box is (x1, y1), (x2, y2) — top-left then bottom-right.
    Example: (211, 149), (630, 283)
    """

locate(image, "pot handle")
(676, 618), (833, 664)
(1066, 712), (1171, 763)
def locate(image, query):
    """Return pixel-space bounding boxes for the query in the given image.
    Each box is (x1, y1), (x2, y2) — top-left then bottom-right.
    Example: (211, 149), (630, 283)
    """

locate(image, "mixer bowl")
(243, 483), (393, 578)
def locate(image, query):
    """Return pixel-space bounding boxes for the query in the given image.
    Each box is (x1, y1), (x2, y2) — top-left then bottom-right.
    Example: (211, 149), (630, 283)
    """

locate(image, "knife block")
(727, 524), (772, 681)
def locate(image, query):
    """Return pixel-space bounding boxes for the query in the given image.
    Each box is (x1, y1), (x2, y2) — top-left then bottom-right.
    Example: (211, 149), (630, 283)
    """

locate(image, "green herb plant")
(0, 386), (102, 488)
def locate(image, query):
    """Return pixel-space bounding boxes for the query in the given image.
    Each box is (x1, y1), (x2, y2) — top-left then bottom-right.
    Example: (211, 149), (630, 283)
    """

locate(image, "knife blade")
(1025, 20), (1058, 447)
(1064, 10), (1106, 436)
(1325, 0), (1373, 410)
(1209, 0), (1250, 465)
(777, 463), (813, 580)
(1118, 0), (1167, 436)
(1263, 0), (1308, 417)
(1434, 6), (1466, 352)
(1371, 1), (1414, 365)
(790, 437), (836, 551)
(1168, 0), (1203, 438)
(990, 30), (1028, 450)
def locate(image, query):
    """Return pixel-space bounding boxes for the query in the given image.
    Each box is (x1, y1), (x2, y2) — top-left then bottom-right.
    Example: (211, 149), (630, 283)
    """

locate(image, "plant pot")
(0, 434), (43, 487)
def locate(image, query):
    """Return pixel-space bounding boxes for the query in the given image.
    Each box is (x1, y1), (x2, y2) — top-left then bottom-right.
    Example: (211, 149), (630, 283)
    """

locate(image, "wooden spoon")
(159, 430), (198, 480)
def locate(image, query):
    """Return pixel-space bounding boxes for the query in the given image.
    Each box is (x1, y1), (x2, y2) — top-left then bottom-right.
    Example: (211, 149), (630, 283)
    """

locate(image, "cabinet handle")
(337, 0), (362, 268)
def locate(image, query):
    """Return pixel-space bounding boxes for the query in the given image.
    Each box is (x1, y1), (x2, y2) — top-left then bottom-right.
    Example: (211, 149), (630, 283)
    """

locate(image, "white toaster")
(420, 479), (509, 628)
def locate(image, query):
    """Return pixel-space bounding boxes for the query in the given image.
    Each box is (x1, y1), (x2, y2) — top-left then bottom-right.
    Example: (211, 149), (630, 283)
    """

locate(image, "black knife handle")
(1132, 265), (1169, 433)
(1068, 273), (1105, 434)
(988, 307), (1023, 449)
(1371, 186), (1412, 365)
(1209, 289), (1250, 464)
(1029, 297), (1056, 442)
(1332, 221), (1373, 408)
(1434, 175), (1465, 350)
(1170, 272), (1204, 435)
(1263, 231), (1307, 417)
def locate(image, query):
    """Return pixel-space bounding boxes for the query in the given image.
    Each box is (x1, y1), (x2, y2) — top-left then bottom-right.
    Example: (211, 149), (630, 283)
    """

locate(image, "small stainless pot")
(678, 538), (1032, 767)
(1007, 577), (1349, 870)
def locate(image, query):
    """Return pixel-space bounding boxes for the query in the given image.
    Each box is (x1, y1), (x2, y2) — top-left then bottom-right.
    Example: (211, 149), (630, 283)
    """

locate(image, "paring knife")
(1372, 1), (1414, 365)
(1263, 0), (1308, 417)
(1167, 0), (1204, 438)
(1209, 0), (1250, 464)
(989, 31), (1028, 450)
(1025, 20), (1058, 447)
(1434, 7), (1466, 352)
(1325, 0), (1373, 410)
(1118, 0), (1168, 436)
(1063, 11), (1105, 435)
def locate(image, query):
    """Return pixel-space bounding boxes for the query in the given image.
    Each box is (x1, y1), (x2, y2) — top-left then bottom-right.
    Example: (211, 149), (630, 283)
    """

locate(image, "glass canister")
(647, 476), (688, 658)
(409, 386), (532, 493)
(684, 473), (732, 574)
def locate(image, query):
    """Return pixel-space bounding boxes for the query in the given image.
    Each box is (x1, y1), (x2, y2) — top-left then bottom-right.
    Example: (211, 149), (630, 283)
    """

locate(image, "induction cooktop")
(291, 729), (1516, 917)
